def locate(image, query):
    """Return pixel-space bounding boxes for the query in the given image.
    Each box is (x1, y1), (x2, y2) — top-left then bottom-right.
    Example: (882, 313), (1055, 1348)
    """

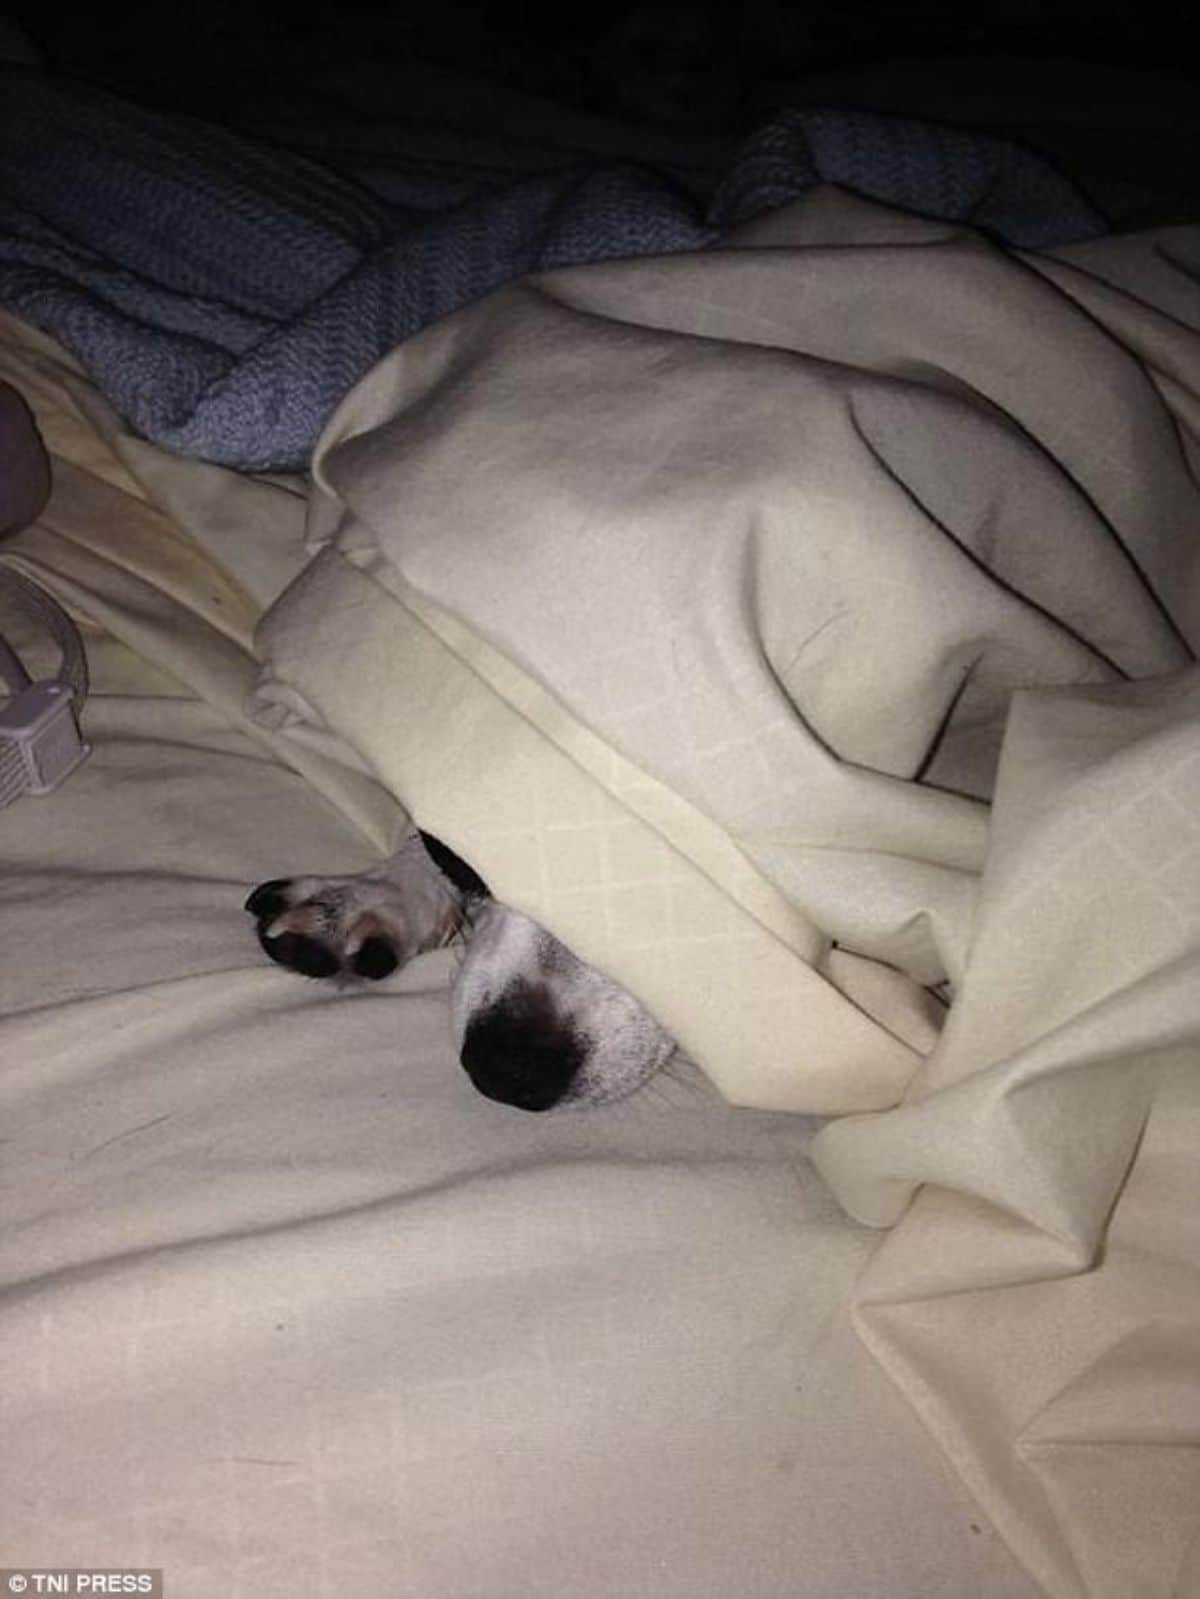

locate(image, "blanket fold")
(252, 187), (1197, 1109)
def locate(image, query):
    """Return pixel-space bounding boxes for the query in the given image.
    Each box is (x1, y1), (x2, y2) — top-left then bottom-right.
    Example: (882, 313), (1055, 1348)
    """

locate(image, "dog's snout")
(460, 980), (584, 1112)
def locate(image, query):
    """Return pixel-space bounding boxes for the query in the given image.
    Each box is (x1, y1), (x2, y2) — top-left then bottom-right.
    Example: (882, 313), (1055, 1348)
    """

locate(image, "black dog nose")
(460, 981), (584, 1112)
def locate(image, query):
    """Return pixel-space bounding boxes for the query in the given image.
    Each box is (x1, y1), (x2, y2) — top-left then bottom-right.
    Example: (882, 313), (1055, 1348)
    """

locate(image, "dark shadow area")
(8, 6), (1200, 230)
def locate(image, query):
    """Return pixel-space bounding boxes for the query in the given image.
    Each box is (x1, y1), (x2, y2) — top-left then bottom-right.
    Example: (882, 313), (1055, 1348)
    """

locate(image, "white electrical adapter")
(0, 565), (91, 808)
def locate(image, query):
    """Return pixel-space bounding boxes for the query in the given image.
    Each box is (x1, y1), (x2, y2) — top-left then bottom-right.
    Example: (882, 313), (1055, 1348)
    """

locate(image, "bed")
(1, 45), (1198, 1599)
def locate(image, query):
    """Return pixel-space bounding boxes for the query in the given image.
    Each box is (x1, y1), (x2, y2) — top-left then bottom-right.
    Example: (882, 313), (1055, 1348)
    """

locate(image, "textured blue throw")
(0, 70), (1103, 470)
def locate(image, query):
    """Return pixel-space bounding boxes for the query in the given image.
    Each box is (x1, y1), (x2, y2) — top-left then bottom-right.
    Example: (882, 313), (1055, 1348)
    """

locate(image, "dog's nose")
(459, 982), (584, 1112)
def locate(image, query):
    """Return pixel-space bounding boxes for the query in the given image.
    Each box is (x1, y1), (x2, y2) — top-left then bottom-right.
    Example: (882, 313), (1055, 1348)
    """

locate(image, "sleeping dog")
(245, 831), (676, 1111)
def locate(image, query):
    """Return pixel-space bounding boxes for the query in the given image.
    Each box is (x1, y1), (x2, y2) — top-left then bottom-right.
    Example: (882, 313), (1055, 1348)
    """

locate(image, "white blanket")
(250, 189), (1200, 1598)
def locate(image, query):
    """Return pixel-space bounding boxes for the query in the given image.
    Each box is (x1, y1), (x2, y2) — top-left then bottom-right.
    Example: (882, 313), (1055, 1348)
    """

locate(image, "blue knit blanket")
(0, 70), (1103, 470)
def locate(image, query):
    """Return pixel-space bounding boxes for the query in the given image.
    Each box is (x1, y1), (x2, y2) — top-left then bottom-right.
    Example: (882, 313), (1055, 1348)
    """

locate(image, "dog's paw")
(246, 838), (469, 985)
(245, 875), (418, 981)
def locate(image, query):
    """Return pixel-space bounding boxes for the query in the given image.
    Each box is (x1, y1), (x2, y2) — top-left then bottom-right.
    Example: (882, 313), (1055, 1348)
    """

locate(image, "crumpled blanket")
(0, 67), (1101, 470)
(249, 187), (1200, 1598)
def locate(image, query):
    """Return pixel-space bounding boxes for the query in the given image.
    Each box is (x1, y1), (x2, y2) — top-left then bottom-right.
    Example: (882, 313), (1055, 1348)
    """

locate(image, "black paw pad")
(351, 936), (400, 980)
(256, 926), (341, 979)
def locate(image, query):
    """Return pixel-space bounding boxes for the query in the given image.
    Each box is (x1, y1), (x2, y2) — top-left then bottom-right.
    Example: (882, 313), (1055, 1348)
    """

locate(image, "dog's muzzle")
(459, 977), (586, 1112)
